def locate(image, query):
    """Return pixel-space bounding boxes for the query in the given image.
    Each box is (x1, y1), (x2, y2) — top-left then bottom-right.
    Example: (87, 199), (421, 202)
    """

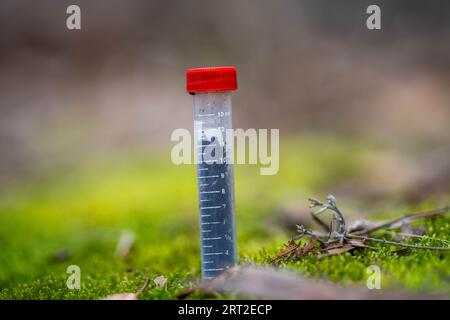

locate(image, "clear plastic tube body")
(193, 91), (237, 279)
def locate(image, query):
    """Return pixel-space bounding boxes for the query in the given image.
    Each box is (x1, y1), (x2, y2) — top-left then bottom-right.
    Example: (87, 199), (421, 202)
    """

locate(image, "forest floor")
(0, 135), (449, 299)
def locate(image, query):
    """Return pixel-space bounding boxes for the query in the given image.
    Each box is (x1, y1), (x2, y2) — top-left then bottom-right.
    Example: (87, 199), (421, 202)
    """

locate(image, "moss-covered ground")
(0, 136), (448, 299)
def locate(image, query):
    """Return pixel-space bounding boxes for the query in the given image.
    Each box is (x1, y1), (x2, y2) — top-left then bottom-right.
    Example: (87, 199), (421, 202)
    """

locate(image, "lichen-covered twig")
(350, 205), (450, 235)
(272, 195), (450, 262)
(309, 195), (346, 234)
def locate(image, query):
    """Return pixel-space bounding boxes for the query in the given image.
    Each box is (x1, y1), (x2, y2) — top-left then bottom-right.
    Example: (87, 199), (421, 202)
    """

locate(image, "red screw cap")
(186, 66), (238, 94)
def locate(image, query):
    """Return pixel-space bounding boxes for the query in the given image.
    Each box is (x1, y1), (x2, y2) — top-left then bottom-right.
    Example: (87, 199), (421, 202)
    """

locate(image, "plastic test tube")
(186, 66), (238, 279)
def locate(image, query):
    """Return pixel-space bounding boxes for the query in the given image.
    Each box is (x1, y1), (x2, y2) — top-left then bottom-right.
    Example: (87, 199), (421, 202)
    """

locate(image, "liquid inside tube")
(194, 92), (237, 279)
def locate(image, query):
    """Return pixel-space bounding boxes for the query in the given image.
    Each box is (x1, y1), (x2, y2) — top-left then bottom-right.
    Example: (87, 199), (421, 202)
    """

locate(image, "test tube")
(186, 66), (238, 279)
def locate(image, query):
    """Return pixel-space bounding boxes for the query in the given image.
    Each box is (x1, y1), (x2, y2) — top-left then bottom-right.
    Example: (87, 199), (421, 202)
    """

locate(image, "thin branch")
(276, 198), (450, 264)
(351, 205), (449, 235)
(348, 234), (450, 251)
(296, 224), (329, 239)
(378, 230), (450, 245)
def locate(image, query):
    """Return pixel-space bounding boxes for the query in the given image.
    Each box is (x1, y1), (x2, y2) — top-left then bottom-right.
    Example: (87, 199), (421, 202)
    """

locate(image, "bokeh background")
(0, 0), (449, 298)
(1, 0), (449, 185)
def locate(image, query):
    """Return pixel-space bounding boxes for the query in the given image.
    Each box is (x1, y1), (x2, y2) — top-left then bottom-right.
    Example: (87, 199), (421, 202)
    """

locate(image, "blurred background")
(1, 0), (449, 185)
(0, 0), (449, 298)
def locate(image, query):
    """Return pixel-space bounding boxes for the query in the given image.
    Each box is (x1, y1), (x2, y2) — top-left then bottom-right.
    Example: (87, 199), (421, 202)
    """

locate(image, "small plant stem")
(136, 278), (151, 296)
(348, 234), (450, 251)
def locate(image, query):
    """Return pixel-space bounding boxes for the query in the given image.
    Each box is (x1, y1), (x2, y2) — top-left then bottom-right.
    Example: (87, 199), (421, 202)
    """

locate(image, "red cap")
(186, 66), (238, 94)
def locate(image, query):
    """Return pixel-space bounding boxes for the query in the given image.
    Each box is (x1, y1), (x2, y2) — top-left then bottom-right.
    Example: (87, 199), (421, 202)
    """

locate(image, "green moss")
(0, 136), (449, 299)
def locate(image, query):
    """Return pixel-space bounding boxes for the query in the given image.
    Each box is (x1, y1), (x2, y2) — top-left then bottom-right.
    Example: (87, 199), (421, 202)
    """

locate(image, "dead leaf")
(154, 275), (167, 288)
(270, 240), (300, 264)
(101, 293), (139, 300)
(100, 278), (150, 300)
(270, 237), (320, 264)
(300, 237), (319, 255)
(178, 266), (438, 300)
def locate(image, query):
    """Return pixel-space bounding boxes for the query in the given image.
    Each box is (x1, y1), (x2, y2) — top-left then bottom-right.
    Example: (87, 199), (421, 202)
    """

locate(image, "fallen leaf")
(299, 237), (319, 255)
(271, 236), (322, 264)
(178, 266), (438, 300)
(154, 275), (167, 288)
(270, 240), (298, 264)
(100, 278), (150, 300)
(101, 293), (139, 300)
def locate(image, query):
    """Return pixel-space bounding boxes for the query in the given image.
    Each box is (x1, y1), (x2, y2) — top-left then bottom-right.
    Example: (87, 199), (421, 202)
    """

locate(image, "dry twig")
(271, 195), (450, 262)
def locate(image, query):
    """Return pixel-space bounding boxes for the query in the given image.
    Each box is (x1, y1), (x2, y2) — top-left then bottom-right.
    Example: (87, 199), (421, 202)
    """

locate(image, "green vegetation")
(0, 136), (449, 299)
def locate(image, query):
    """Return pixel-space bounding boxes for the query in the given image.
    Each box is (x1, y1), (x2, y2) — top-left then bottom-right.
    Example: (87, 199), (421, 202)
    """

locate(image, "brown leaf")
(270, 240), (300, 264)
(300, 237), (319, 255)
(270, 237), (320, 264)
